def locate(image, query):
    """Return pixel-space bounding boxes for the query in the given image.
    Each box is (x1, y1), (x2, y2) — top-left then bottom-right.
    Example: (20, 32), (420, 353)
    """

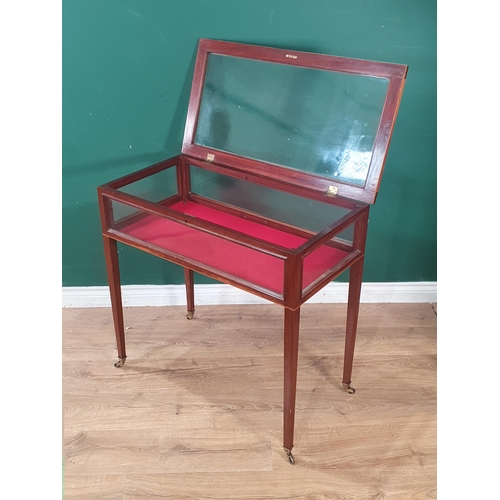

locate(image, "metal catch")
(326, 185), (338, 197)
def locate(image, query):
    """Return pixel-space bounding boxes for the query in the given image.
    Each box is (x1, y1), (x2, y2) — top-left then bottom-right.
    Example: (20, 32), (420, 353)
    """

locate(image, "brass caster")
(186, 311), (194, 320)
(342, 382), (355, 394)
(114, 357), (126, 368)
(284, 447), (295, 465)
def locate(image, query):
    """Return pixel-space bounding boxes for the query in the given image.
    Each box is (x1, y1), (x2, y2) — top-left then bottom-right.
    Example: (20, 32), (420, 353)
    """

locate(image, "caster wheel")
(342, 382), (355, 394)
(114, 357), (126, 368)
(284, 448), (295, 465)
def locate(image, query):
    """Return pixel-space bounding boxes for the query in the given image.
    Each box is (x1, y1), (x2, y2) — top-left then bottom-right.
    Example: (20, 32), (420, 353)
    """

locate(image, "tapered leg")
(184, 268), (195, 319)
(102, 236), (126, 367)
(283, 307), (300, 464)
(342, 256), (364, 393)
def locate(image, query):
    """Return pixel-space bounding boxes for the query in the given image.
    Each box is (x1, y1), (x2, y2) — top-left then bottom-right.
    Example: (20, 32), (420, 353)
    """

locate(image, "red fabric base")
(120, 201), (348, 295)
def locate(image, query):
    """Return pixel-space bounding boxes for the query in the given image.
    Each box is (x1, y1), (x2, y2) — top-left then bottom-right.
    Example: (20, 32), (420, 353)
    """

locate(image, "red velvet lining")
(119, 201), (348, 295)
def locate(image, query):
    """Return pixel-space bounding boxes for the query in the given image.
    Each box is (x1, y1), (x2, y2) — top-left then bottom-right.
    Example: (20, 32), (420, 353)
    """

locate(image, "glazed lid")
(182, 39), (407, 204)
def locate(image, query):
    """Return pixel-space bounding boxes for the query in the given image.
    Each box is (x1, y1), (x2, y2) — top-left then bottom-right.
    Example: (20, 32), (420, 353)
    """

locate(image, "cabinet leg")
(283, 307), (300, 463)
(342, 257), (364, 392)
(184, 268), (195, 319)
(102, 236), (126, 367)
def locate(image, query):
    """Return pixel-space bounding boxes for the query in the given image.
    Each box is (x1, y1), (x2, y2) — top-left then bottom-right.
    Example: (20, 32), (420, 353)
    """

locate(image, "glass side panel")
(195, 54), (389, 187)
(302, 220), (355, 294)
(190, 165), (351, 235)
(117, 167), (177, 202)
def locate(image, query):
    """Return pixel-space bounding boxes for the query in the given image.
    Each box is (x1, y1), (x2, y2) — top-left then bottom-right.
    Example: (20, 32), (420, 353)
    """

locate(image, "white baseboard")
(62, 282), (436, 308)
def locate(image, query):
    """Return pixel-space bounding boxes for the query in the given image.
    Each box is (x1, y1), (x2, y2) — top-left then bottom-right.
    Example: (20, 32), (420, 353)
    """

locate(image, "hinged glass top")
(194, 54), (389, 188)
(183, 40), (407, 204)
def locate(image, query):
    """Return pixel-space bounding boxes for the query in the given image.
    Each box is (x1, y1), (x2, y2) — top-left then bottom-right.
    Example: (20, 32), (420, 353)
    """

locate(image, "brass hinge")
(326, 185), (338, 197)
(206, 153), (215, 163)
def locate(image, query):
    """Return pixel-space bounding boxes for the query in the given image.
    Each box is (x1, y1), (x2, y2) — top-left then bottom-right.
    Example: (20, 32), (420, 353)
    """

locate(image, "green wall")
(62, 0), (436, 287)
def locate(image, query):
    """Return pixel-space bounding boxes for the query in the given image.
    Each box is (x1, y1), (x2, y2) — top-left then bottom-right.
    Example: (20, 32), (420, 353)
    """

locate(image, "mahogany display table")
(98, 39), (407, 464)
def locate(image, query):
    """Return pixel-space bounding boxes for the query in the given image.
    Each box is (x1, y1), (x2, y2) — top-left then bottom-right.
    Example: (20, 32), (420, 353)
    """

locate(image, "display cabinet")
(97, 39), (407, 464)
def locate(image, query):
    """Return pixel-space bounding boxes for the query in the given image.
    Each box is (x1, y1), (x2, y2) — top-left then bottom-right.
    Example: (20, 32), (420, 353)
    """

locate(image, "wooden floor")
(63, 302), (437, 499)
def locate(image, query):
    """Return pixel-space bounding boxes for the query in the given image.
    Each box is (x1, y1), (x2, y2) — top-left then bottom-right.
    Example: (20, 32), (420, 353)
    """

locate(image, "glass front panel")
(109, 199), (286, 297)
(195, 54), (389, 187)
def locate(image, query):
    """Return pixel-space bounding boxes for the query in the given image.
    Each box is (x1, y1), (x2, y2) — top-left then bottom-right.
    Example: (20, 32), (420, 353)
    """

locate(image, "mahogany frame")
(97, 39), (407, 464)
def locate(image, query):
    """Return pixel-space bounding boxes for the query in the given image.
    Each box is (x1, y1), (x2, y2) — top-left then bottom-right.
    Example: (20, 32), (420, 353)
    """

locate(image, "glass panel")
(190, 165), (351, 234)
(109, 199), (285, 296)
(195, 54), (389, 187)
(302, 221), (355, 293)
(110, 199), (142, 222)
(117, 167), (177, 202)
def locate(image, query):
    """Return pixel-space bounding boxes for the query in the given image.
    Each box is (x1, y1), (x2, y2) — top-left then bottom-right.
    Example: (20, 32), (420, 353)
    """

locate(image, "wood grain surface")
(63, 303), (436, 499)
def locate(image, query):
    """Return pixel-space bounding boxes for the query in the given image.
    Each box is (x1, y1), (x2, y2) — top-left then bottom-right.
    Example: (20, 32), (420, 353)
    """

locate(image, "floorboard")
(63, 303), (437, 499)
